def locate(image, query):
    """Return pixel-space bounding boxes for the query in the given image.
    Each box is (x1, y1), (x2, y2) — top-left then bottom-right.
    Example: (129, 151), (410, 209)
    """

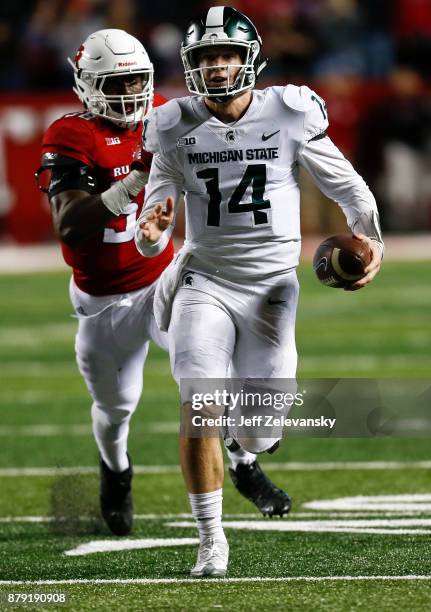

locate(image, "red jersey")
(41, 93), (174, 296)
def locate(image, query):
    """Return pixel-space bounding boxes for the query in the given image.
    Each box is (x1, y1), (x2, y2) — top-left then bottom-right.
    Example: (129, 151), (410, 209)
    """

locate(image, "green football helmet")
(181, 6), (267, 102)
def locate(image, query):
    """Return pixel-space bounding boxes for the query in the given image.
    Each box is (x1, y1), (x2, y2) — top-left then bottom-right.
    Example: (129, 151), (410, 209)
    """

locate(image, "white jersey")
(136, 85), (383, 281)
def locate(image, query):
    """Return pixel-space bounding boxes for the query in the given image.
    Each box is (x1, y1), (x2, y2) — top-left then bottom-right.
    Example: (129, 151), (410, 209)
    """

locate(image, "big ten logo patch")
(177, 137), (197, 147)
(105, 137), (121, 146)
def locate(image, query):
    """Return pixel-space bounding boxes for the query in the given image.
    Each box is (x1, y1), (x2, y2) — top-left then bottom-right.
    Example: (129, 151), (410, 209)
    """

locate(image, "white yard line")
(0, 425), (91, 437)
(0, 423), (179, 437)
(305, 494), (431, 512)
(2, 354), (429, 377)
(1, 461), (431, 477)
(0, 466), (180, 476)
(0, 576), (430, 585)
(4, 421), (431, 438)
(65, 538), (200, 557)
(3, 511), (430, 524)
(168, 519), (431, 536)
(263, 461), (431, 471)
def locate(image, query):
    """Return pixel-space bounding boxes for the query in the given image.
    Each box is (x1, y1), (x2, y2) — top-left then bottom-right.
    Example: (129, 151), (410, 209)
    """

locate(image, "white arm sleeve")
(135, 152), (184, 257)
(298, 136), (384, 253)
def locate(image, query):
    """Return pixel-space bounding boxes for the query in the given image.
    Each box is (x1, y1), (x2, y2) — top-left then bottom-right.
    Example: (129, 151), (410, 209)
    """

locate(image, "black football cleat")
(229, 461), (292, 518)
(100, 454), (133, 536)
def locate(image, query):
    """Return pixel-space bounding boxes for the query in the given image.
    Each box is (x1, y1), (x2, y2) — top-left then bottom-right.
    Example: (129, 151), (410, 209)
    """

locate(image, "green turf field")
(0, 263), (430, 610)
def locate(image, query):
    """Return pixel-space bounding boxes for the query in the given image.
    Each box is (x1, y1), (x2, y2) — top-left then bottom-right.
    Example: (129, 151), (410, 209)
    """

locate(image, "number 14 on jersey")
(197, 164), (271, 226)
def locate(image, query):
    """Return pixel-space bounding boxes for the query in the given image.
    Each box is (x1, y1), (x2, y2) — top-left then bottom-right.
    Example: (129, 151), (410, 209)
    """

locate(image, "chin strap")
(256, 58), (268, 76)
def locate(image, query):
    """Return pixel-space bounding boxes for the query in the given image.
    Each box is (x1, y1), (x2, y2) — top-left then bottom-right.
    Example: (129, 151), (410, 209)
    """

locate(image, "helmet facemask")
(69, 60), (154, 128)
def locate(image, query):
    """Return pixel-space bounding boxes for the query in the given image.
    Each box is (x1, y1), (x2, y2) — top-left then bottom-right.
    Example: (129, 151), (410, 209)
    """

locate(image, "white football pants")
(69, 278), (167, 471)
(168, 268), (299, 453)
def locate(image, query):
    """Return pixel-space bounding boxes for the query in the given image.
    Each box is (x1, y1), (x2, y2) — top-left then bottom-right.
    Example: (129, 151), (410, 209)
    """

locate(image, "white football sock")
(91, 403), (130, 473)
(189, 489), (226, 541)
(227, 447), (256, 471)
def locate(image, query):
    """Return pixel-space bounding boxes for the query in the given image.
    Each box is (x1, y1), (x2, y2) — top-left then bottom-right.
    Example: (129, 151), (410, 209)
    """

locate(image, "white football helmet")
(68, 29), (154, 128)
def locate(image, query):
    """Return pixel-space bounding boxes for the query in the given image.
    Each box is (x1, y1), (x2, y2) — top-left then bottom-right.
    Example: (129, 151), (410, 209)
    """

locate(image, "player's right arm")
(39, 115), (148, 247)
(139, 196), (175, 243)
(135, 154), (183, 257)
(135, 109), (184, 257)
(38, 146), (112, 247)
(49, 188), (111, 248)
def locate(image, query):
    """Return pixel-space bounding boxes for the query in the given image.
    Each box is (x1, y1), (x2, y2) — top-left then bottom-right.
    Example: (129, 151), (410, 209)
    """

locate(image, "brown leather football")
(313, 234), (372, 289)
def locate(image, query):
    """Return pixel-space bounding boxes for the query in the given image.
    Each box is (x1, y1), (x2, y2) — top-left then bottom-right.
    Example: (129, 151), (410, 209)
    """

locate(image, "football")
(313, 234), (372, 289)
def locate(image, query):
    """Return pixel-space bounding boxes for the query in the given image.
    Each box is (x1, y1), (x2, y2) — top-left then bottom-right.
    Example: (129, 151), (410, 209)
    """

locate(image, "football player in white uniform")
(135, 6), (383, 577)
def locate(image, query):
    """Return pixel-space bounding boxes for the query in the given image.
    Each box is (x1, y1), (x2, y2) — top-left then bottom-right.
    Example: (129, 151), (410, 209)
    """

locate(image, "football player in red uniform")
(36, 29), (173, 536)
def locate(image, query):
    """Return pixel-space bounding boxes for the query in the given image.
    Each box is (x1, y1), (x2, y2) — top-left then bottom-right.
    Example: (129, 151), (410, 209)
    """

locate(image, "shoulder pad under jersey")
(42, 113), (95, 166)
(283, 84), (329, 141)
(142, 97), (201, 155)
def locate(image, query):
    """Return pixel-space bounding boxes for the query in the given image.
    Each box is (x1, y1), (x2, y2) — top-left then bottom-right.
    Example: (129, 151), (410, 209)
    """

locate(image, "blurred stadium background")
(1, 0), (431, 255)
(1, 3), (431, 606)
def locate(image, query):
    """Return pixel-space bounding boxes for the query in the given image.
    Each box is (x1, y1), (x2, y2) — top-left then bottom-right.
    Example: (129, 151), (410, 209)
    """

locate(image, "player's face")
(101, 74), (148, 114)
(196, 46), (244, 89)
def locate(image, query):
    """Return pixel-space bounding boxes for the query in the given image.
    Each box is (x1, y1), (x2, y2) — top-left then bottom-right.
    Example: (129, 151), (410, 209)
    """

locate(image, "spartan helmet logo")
(182, 272), (195, 287)
(226, 129), (236, 143)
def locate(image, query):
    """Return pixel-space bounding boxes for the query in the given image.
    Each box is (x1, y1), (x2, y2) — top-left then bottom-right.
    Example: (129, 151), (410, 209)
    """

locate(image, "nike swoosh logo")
(267, 298), (286, 305)
(262, 130), (280, 141)
(314, 257), (328, 272)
